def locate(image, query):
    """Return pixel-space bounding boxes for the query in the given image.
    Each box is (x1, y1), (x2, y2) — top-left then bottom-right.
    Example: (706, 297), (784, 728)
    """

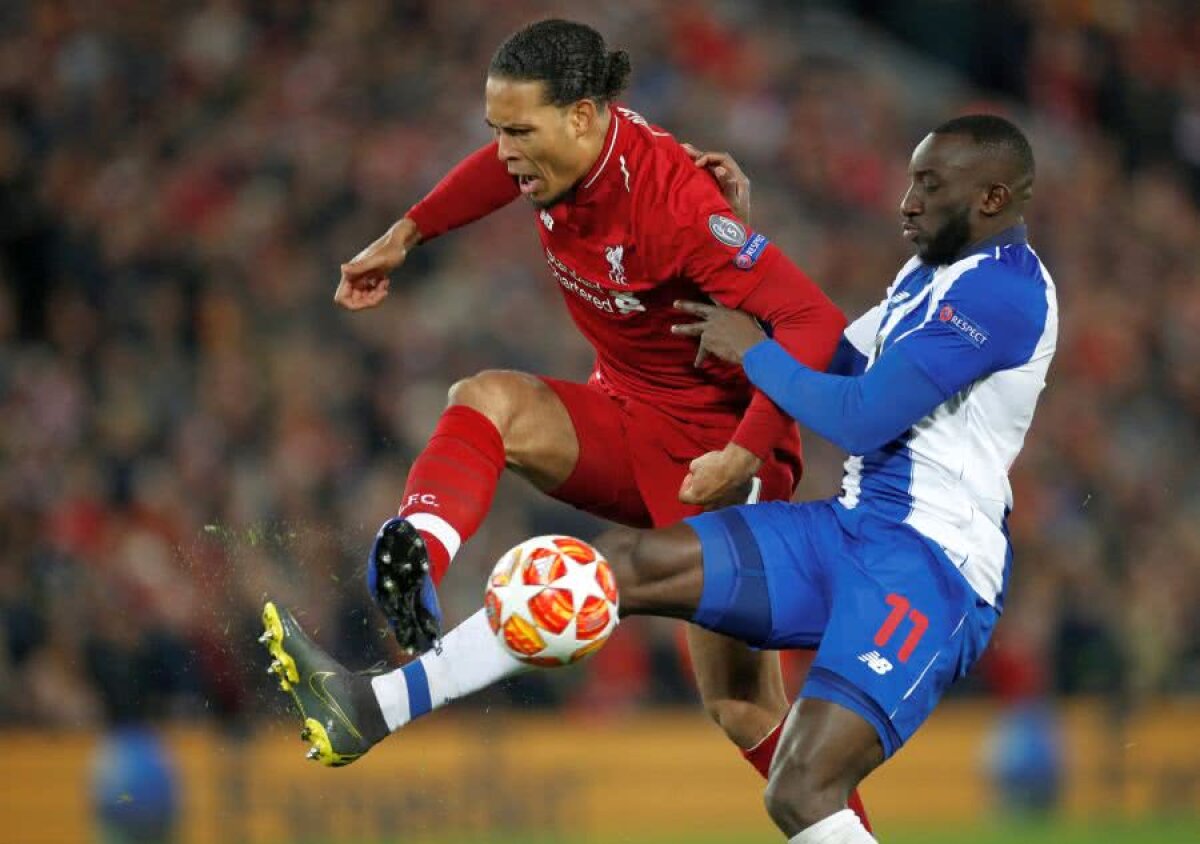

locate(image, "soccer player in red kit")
(262, 19), (869, 829)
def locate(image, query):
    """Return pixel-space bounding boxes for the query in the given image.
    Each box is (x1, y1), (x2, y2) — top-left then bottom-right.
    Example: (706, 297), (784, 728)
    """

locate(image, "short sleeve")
(890, 261), (1050, 398)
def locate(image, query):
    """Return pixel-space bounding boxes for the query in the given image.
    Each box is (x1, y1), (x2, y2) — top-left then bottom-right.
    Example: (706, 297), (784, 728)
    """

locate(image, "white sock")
(370, 608), (528, 732)
(790, 809), (878, 844)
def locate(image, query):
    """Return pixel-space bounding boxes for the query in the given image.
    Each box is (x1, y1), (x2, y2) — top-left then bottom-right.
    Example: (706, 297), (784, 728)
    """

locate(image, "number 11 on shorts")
(873, 593), (928, 663)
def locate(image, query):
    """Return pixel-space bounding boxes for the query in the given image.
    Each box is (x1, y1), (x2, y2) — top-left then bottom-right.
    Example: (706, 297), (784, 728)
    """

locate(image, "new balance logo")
(540, 210), (554, 231)
(858, 651), (893, 675)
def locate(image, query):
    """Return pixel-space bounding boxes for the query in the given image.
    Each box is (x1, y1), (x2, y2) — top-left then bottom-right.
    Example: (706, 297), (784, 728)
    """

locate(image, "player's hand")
(682, 143), (751, 223)
(335, 218), (421, 311)
(678, 443), (763, 508)
(672, 300), (767, 365)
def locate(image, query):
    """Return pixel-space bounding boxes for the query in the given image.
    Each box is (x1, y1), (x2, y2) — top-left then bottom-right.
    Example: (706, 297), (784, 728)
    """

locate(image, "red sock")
(398, 405), (505, 584)
(742, 720), (872, 834)
(742, 719), (784, 779)
(847, 789), (871, 834)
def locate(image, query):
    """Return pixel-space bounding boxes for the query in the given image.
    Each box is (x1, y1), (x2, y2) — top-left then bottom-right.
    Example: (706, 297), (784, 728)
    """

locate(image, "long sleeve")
(826, 335), (868, 376)
(739, 254), (1053, 455)
(742, 340), (948, 455)
(405, 143), (522, 241)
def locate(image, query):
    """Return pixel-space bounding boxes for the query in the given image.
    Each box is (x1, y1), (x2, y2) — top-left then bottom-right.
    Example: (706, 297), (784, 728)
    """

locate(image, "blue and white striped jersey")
(838, 225), (1057, 608)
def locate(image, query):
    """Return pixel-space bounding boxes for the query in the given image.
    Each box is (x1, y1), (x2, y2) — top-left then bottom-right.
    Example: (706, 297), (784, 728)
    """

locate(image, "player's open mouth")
(517, 174), (544, 195)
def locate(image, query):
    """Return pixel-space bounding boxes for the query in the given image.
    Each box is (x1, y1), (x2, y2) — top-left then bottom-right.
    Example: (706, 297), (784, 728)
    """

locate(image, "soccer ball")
(484, 535), (619, 667)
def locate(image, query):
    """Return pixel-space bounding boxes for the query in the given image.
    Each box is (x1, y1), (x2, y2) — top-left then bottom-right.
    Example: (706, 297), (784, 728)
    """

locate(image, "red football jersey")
(408, 107), (844, 465)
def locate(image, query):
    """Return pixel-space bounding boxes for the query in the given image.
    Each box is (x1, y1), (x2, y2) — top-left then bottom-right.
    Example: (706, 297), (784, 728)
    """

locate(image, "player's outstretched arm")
(673, 302), (944, 453)
(335, 142), (521, 311)
(335, 218), (421, 311)
(675, 264), (1049, 455)
(404, 141), (522, 240)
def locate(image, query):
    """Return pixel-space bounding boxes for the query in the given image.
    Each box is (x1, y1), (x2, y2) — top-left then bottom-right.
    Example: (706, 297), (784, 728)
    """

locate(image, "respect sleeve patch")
(937, 304), (989, 348)
(734, 233), (769, 270)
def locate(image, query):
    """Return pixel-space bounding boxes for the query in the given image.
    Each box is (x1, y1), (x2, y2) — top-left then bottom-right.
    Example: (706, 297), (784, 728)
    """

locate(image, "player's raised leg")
(368, 512), (761, 748)
(271, 517), (708, 767)
(260, 596), (532, 765)
(368, 606), (527, 735)
(371, 369), (579, 651)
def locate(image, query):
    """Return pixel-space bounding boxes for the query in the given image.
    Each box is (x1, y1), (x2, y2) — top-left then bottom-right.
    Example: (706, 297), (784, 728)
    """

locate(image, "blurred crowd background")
(1, 0), (1198, 756)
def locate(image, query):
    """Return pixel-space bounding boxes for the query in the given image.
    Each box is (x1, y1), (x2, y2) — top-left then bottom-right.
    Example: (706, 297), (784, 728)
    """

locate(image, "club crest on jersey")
(605, 245), (627, 285)
(734, 233), (769, 270)
(708, 214), (747, 248)
(938, 304), (989, 347)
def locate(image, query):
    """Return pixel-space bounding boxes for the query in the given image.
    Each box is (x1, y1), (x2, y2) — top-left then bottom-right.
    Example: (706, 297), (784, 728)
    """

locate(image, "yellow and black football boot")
(260, 601), (389, 767)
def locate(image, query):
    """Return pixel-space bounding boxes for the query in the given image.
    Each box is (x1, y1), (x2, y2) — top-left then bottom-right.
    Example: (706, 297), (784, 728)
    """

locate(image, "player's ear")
(980, 183), (1011, 217)
(569, 99), (598, 139)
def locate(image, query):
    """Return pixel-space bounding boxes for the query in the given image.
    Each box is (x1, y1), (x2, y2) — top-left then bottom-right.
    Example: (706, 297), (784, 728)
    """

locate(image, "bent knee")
(702, 698), (783, 750)
(602, 524), (705, 620)
(447, 370), (538, 432)
(594, 527), (641, 603)
(595, 527), (684, 617)
(763, 756), (848, 833)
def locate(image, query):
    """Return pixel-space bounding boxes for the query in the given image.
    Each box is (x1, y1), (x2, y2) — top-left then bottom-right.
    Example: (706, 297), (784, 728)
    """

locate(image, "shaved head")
(931, 114), (1034, 202)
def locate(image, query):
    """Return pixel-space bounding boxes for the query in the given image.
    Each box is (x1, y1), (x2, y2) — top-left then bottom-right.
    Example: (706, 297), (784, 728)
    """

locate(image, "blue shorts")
(685, 499), (998, 758)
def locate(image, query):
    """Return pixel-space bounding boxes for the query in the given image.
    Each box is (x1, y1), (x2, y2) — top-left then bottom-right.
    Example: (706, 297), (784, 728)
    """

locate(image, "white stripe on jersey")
(838, 242), (1057, 607)
(582, 114), (621, 190)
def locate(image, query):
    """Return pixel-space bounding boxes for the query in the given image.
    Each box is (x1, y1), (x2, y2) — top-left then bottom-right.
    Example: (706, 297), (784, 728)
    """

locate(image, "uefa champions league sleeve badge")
(707, 214), (748, 248)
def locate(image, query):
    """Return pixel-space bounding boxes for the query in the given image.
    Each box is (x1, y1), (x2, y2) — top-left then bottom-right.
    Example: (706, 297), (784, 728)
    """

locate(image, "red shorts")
(540, 377), (797, 529)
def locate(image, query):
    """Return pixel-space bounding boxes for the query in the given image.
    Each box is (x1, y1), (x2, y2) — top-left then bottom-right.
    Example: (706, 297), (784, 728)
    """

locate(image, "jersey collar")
(572, 109), (623, 205)
(956, 224), (1028, 260)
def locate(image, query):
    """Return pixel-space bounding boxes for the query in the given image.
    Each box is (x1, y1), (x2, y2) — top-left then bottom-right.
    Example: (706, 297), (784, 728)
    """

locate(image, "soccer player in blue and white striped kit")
(602, 114), (1058, 842)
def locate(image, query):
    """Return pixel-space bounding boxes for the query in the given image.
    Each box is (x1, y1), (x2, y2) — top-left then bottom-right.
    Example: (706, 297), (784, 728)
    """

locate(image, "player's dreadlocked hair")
(489, 19), (631, 107)
(933, 114), (1036, 185)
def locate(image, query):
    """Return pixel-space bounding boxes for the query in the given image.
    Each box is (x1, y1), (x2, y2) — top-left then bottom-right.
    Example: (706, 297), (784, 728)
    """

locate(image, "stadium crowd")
(1, 0), (1198, 729)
